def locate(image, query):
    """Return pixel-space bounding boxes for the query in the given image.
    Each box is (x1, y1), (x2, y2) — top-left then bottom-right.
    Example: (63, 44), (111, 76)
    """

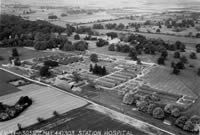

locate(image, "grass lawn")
(0, 69), (21, 97)
(0, 47), (53, 65)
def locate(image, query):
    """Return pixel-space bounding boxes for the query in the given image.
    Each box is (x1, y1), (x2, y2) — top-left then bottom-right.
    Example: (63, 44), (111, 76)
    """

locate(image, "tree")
(196, 44), (200, 53)
(12, 48), (19, 57)
(197, 68), (200, 76)
(74, 34), (80, 40)
(106, 32), (118, 39)
(176, 61), (185, 70)
(172, 67), (180, 75)
(164, 104), (174, 114)
(108, 44), (115, 51)
(90, 53), (98, 63)
(40, 66), (51, 77)
(136, 100), (149, 112)
(44, 60), (58, 67)
(34, 41), (48, 50)
(175, 116), (188, 128)
(190, 52), (197, 59)
(152, 107), (165, 119)
(183, 120), (195, 132)
(174, 51), (180, 59)
(72, 72), (82, 83)
(89, 64), (93, 72)
(171, 108), (181, 118)
(180, 56), (188, 64)
(62, 40), (74, 51)
(129, 48), (138, 60)
(74, 41), (88, 51)
(161, 50), (168, 59)
(157, 57), (165, 65)
(156, 29), (160, 33)
(96, 39), (109, 47)
(123, 93), (136, 105)
(147, 103), (157, 115)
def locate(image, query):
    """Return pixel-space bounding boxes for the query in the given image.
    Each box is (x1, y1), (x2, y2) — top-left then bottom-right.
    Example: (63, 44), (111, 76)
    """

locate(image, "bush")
(175, 116), (188, 128)
(190, 52), (197, 59)
(108, 44), (115, 51)
(37, 117), (45, 123)
(53, 111), (59, 116)
(152, 107), (165, 119)
(96, 39), (109, 47)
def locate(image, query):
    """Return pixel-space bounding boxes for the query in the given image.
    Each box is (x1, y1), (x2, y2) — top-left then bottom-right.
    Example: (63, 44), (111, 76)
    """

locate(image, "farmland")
(0, 83), (88, 131)
(23, 105), (148, 135)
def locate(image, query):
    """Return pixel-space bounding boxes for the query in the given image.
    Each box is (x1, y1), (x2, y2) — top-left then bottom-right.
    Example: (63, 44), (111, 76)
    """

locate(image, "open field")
(0, 83), (88, 131)
(0, 47), (53, 65)
(139, 66), (199, 98)
(0, 70), (21, 96)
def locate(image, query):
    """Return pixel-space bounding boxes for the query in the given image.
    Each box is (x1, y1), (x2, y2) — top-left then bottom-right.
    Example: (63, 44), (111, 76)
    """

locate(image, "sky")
(2, 0), (200, 11)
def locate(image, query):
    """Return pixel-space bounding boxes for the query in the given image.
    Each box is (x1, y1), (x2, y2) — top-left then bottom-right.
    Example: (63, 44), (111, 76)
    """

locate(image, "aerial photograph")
(0, 0), (200, 135)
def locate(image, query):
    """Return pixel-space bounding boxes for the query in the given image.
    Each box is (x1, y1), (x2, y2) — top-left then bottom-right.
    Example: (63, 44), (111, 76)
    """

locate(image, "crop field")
(0, 69), (21, 96)
(0, 83), (88, 131)
(24, 105), (148, 135)
(139, 66), (199, 98)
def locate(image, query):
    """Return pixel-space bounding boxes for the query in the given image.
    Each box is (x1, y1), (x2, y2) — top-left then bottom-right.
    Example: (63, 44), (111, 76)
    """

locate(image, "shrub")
(53, 111), (59, 116)
(190, 52), (197, 59)
(175, 116), (188, 128)
(108, 44), (115, 51)
(152, 107), (165, 119)
(44, 60), (58, 67)
(37, 117), (45, 123)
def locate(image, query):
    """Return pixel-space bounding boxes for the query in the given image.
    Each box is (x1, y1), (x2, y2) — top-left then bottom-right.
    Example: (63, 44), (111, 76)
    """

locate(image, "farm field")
(0, 83), (88, 131)
(0, 69), (21, 96)
(139, 66), (200, 98)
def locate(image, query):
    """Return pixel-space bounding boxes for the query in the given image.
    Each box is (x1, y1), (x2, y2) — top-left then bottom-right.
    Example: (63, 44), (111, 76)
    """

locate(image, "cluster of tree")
(92, 24), (104, 29)
(84, 35), (97, 41)
(0, 96), (32, 121)
(89, 64), (107, 76)
(44, 60), (59, 67)
(0, 15), (65, 45)
(39, 65), (51, 77)
(105, 23), (125, 30)
(165, 19), (195, 28)
(61, 40), (88, 51)
(48, 15), (58, 20)
(171, 55), (189, 75)
(123, 93), (200, 132)
(96, 39), (109, 47)
(106, 32), (118, 39)
(76, 26), (94, 35)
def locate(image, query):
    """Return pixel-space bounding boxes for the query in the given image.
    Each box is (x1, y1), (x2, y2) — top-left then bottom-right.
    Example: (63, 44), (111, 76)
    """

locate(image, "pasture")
(0, 83), (88, 131)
